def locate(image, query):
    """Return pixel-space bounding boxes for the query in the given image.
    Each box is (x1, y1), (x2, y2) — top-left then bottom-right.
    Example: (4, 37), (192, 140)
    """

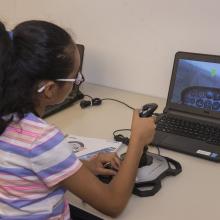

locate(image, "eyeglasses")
(37, 72), (84, 93)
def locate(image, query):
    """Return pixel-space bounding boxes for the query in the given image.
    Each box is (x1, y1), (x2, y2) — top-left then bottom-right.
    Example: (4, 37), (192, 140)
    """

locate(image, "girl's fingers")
(97, 152), (122, 171)
(98, 167), (117, 176)
(110, 158), (120, 170)
(113, 155), (121, 166)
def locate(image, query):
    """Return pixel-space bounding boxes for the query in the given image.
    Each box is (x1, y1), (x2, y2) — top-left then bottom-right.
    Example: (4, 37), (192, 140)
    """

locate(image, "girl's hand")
(82, 152), (121, 176)
(130, 110), (156, 148)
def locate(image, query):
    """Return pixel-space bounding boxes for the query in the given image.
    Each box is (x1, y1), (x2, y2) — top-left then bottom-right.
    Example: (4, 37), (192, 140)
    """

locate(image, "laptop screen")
(170, 58), (220, 113)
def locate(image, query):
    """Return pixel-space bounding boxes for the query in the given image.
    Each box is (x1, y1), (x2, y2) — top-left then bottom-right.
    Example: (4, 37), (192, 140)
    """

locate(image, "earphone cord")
(83, 94), (161, 116)
(101, 98), (135, 110)
(113, 129), (131, 136)
(83, 94), (93, 99)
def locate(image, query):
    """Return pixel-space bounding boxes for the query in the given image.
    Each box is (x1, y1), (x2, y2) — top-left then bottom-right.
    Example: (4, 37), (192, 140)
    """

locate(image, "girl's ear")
(42, 81), (58, 99)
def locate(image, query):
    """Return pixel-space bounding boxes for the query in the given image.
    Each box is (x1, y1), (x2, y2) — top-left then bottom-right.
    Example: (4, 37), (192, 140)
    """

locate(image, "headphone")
(80, 97), (102, 108)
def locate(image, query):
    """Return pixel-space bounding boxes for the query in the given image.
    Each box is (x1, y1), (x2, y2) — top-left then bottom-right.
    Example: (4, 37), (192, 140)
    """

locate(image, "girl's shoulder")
(23, 112), (48, 125)
(21, 112), (55, 130)
(22, 112), (62, 137)
(0, 113), (64, 157)
(6, 112), (63, 145)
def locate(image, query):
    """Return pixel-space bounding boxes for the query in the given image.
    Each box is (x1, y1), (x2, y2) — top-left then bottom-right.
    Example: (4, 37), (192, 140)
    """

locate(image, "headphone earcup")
(80, 100), (92, 108)
(92, 98), (102, 106)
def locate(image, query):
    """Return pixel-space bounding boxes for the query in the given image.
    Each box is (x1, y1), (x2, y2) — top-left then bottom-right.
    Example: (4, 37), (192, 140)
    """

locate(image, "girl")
(0, 20), (155, 219)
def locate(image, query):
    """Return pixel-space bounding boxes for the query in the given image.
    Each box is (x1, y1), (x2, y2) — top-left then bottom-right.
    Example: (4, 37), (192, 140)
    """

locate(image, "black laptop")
(43, 44), (85, 118)
(152, 51), (220, 162)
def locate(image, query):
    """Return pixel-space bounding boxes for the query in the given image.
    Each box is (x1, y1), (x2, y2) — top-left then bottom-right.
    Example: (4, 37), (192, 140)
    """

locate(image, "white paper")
(65, 135), (122, 160)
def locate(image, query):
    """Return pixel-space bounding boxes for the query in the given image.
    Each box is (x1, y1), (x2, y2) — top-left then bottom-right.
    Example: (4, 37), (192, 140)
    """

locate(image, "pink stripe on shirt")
(7, 127), (40, 138)
(3, 184), (47, 191)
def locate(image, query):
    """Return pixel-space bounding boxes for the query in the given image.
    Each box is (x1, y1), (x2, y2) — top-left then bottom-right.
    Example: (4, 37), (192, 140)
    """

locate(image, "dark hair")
(0, 20), (77, 134)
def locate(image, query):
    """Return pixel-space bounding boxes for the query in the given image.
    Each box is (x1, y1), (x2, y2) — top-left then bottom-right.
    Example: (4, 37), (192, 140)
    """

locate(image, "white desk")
(47, 83), (220, 220)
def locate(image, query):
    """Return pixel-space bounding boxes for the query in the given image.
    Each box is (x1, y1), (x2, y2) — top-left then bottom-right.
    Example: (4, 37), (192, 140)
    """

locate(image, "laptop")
(152, 51), (220, 162)
(43, 44), (85, 118)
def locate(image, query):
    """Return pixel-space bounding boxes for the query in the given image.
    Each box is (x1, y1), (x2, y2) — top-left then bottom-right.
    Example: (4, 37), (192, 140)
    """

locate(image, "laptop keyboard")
(156, 115), (220, 145)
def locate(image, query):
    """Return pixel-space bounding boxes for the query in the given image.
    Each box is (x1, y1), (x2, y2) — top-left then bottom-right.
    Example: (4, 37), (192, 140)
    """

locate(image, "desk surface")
(46, 83), (220, 220)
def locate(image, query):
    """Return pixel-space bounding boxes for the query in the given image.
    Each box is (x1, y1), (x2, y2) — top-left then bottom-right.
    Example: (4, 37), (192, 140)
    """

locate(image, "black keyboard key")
(156, 115), (220, 145)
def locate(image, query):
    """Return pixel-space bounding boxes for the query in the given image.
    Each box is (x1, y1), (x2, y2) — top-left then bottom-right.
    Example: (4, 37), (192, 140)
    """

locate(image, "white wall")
(1, 0), (220, 98)
(0, 0), (15, 27)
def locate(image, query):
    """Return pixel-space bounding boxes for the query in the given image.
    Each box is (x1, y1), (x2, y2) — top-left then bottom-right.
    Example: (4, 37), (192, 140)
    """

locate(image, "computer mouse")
(139, 103), (158, 118)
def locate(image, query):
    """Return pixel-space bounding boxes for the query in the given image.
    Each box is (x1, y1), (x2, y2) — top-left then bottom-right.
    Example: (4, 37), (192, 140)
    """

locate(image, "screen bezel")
(165, 51), (220, 119)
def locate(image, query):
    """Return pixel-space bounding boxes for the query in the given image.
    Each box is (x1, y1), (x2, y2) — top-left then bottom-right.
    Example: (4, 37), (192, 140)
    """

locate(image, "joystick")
(98, 102), (182, 197)
(139, 103), (158, 118)
(138, 145), (153, 167)
(138, 103), (158, 167)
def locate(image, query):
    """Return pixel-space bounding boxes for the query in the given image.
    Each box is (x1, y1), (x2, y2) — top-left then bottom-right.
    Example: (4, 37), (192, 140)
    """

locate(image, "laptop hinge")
(165, 109), (220, 126)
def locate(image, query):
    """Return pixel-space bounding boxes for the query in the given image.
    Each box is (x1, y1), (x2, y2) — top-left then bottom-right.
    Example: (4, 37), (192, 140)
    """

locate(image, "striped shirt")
(0, 113), (82, 220)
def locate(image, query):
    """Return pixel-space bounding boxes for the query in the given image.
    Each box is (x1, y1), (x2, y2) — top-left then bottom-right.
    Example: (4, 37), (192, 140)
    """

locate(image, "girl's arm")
(60, 111), (155, 217)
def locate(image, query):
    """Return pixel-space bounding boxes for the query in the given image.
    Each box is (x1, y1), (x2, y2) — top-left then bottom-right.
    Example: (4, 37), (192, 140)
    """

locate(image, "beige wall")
(0, 0), (15, 27)
(1, 0), (220, 98)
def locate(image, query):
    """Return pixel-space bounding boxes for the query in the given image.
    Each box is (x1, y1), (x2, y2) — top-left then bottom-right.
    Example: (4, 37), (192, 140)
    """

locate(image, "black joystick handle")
(139, 103), (158, 167)
(139, 103), (158, 118)
(138, 145), (153, 167)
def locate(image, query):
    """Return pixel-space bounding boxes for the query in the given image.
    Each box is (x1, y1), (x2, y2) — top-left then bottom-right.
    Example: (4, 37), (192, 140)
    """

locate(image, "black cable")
(113, 129), (131, 136)
(82, 95), (135, 110)
(83, 94), (162, 117)
(102, 97), (161, 117)
(113, 129), (131, 145)
(83, 95), (162, 116)
(83, 94), (93, 99)
(113, 129), (161, 156)
(81, 94), (161, 154)
(101, 98), (135, 110)
(156, 145), (160, 155)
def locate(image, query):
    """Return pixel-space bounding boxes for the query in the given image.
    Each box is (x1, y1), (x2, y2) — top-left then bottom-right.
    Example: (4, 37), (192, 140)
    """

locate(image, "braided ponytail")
(0, 22), (14, 134)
